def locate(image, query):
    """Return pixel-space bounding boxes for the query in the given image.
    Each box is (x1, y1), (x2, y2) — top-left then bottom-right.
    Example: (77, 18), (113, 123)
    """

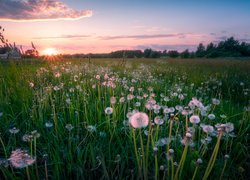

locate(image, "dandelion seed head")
(190, 115), (200, 124)
(8, 149), (36, 168)
(212, 98), (220, 105)
(208, 114), (215, 120)
(65, 124), (74, 131)
(45, 122), (53, 128)
(129, 112), (149, 129)
(105, 107), (113, 115)
(9, 127), (20, 134)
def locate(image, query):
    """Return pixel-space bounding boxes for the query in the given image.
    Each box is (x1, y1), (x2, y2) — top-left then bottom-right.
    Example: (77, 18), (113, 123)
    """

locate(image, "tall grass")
(0, 58), (249, 179)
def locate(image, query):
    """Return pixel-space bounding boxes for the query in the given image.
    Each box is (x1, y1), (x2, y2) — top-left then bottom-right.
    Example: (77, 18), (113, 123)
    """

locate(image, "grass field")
(0, 58), (249, 179)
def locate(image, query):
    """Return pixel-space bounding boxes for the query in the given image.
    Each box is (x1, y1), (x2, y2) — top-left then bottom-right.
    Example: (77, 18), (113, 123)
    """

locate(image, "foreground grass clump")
(0, 58), (249, 179)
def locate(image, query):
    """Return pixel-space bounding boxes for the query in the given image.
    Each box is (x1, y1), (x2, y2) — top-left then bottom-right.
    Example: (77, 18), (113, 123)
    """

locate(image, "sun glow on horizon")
(42, 48), (59, 56)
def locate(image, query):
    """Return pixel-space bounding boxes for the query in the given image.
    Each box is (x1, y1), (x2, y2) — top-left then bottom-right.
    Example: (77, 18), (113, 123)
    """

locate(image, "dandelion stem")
(0, 135), (7, 158)
(192, 166), (198, 180)
(174, 144), (188, 180)
(26, 167), (31, 180)
(132, 128), (141, 178)
(139, 129), (147, 180)
(45, 160), (49, 180)
(219, 159), (228, 180)
(202, 132), (223, 180)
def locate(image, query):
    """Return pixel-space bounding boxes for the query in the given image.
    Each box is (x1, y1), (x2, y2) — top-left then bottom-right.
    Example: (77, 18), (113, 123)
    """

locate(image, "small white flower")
(105, 107), (113, 115)
(45, 122), (53, 128)
(212, 98), (220, 105)
(65, 124), (74, 131)
(208, 114), (215, 120)
(154, 116), (164, 125)
(190, 115), (200, 124)
(9, 127), (20, 134)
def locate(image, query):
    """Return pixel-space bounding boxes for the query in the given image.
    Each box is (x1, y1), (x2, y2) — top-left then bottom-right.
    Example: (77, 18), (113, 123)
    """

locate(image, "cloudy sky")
(1, 0), (250, 54)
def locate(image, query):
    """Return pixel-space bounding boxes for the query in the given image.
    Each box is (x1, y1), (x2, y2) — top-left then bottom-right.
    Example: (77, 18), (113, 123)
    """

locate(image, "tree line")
(63, 37), (250, 59)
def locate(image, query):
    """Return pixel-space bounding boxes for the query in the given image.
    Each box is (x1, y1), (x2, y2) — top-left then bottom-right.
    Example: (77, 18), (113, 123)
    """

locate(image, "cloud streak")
(33, 34), (91, 40)
(99, 33), (206, 40)
(0, 0), (92, 22)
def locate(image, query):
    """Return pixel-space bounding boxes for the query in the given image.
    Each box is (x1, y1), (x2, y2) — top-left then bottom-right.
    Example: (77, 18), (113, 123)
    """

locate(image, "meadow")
(0, 58), (249, 180)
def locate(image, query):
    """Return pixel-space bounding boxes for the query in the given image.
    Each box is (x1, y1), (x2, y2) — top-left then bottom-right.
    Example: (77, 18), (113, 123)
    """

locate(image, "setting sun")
(42, 48), (58, 56)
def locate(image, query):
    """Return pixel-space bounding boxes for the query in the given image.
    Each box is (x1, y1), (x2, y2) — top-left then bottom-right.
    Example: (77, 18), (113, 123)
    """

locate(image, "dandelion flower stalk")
(220, 155), (229, 180)
(132, 128), (141, 178)
(139, 129), (147, 180)
(202, 131), (223, 180)
(0, 135), (7, 158)
(174, 143), (188, 180)
(26, 167), (31, 180)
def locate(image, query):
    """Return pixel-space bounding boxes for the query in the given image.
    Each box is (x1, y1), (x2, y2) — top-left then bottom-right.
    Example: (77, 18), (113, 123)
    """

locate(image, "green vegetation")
(0, 58), (249, 179)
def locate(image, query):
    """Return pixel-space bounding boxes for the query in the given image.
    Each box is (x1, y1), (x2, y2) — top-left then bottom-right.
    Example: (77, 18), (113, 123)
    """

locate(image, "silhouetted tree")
(196, 43), (206, 57)
(180, 49), (190, 58)
(168, 50), (179, 58)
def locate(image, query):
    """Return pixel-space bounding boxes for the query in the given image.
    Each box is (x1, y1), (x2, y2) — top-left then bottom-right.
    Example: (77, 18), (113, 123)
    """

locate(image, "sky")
(0, 0), (250, 54)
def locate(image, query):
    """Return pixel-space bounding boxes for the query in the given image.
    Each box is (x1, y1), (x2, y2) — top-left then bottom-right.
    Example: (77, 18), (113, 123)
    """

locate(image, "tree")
(23, 42), (39, 58)
(144, 48), (153, 58)
(168, 50), (179, 58)
(196, 43), (206, 57)
(180, 49), (190, 58)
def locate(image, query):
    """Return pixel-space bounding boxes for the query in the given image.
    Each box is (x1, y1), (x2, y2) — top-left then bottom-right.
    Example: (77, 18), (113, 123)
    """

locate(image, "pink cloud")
(0, 0), (92, 21)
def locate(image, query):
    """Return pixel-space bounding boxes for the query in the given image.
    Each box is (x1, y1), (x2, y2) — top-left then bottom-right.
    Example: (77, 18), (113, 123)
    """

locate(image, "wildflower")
(220, 114), (227, 119)
(167, 149), (174, 160)
(110, 96), (116, 104)
(224, 154), (230, 159)
(99, 131), (107, 138)
(45, 122), (53, 128)
(95, 75), (100, 80)
(8, 149), (36, 168)
(9, 127), (20, 134)
(119, 97), (125, 103)
(160, 165), (165, 171)
(29, 82), (34, 88)
(135, 102), (141, 107)
(153, 147), (158, 156)
(155, 138), (168, 147)
(129, 112), (149, 129)
(190, 115), (200, 124)
(127, 94), (134, 101)
(208, 114), (215, 120)
(54, 72), (61, 78)
(154, 116), (164, 125)
(212, 98), (220, 105)
(65, 124), (74, 131)
(53, 86), (60, 91)
(181, 107), (192, 115)
(87, 125), (97, 133)
(175, 105), (183, 112)
(105, 107), (113, 115)
(196, 158), (203, 166)
(188, 98), (204, 109)
(201, 136), (212, 144)
(65, 98), (71, 104)
(200, 124), (214, 134)
(0, 112), (3, 117)
(92, 84), (96, 89)
(31, 130), (40, 138)
(22, 134), (33, 142)
(215, 123), (234, 133)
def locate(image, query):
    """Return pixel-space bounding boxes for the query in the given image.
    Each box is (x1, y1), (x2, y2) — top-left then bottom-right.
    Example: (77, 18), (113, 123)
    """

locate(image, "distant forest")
(63, 37), (250, 59)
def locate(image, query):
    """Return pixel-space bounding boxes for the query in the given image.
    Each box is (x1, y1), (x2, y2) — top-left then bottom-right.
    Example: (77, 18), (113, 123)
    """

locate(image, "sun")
(42, 48), (59, 56)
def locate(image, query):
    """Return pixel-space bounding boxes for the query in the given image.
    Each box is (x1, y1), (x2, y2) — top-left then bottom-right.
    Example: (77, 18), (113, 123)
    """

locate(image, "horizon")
(1, 0), (250, 55)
